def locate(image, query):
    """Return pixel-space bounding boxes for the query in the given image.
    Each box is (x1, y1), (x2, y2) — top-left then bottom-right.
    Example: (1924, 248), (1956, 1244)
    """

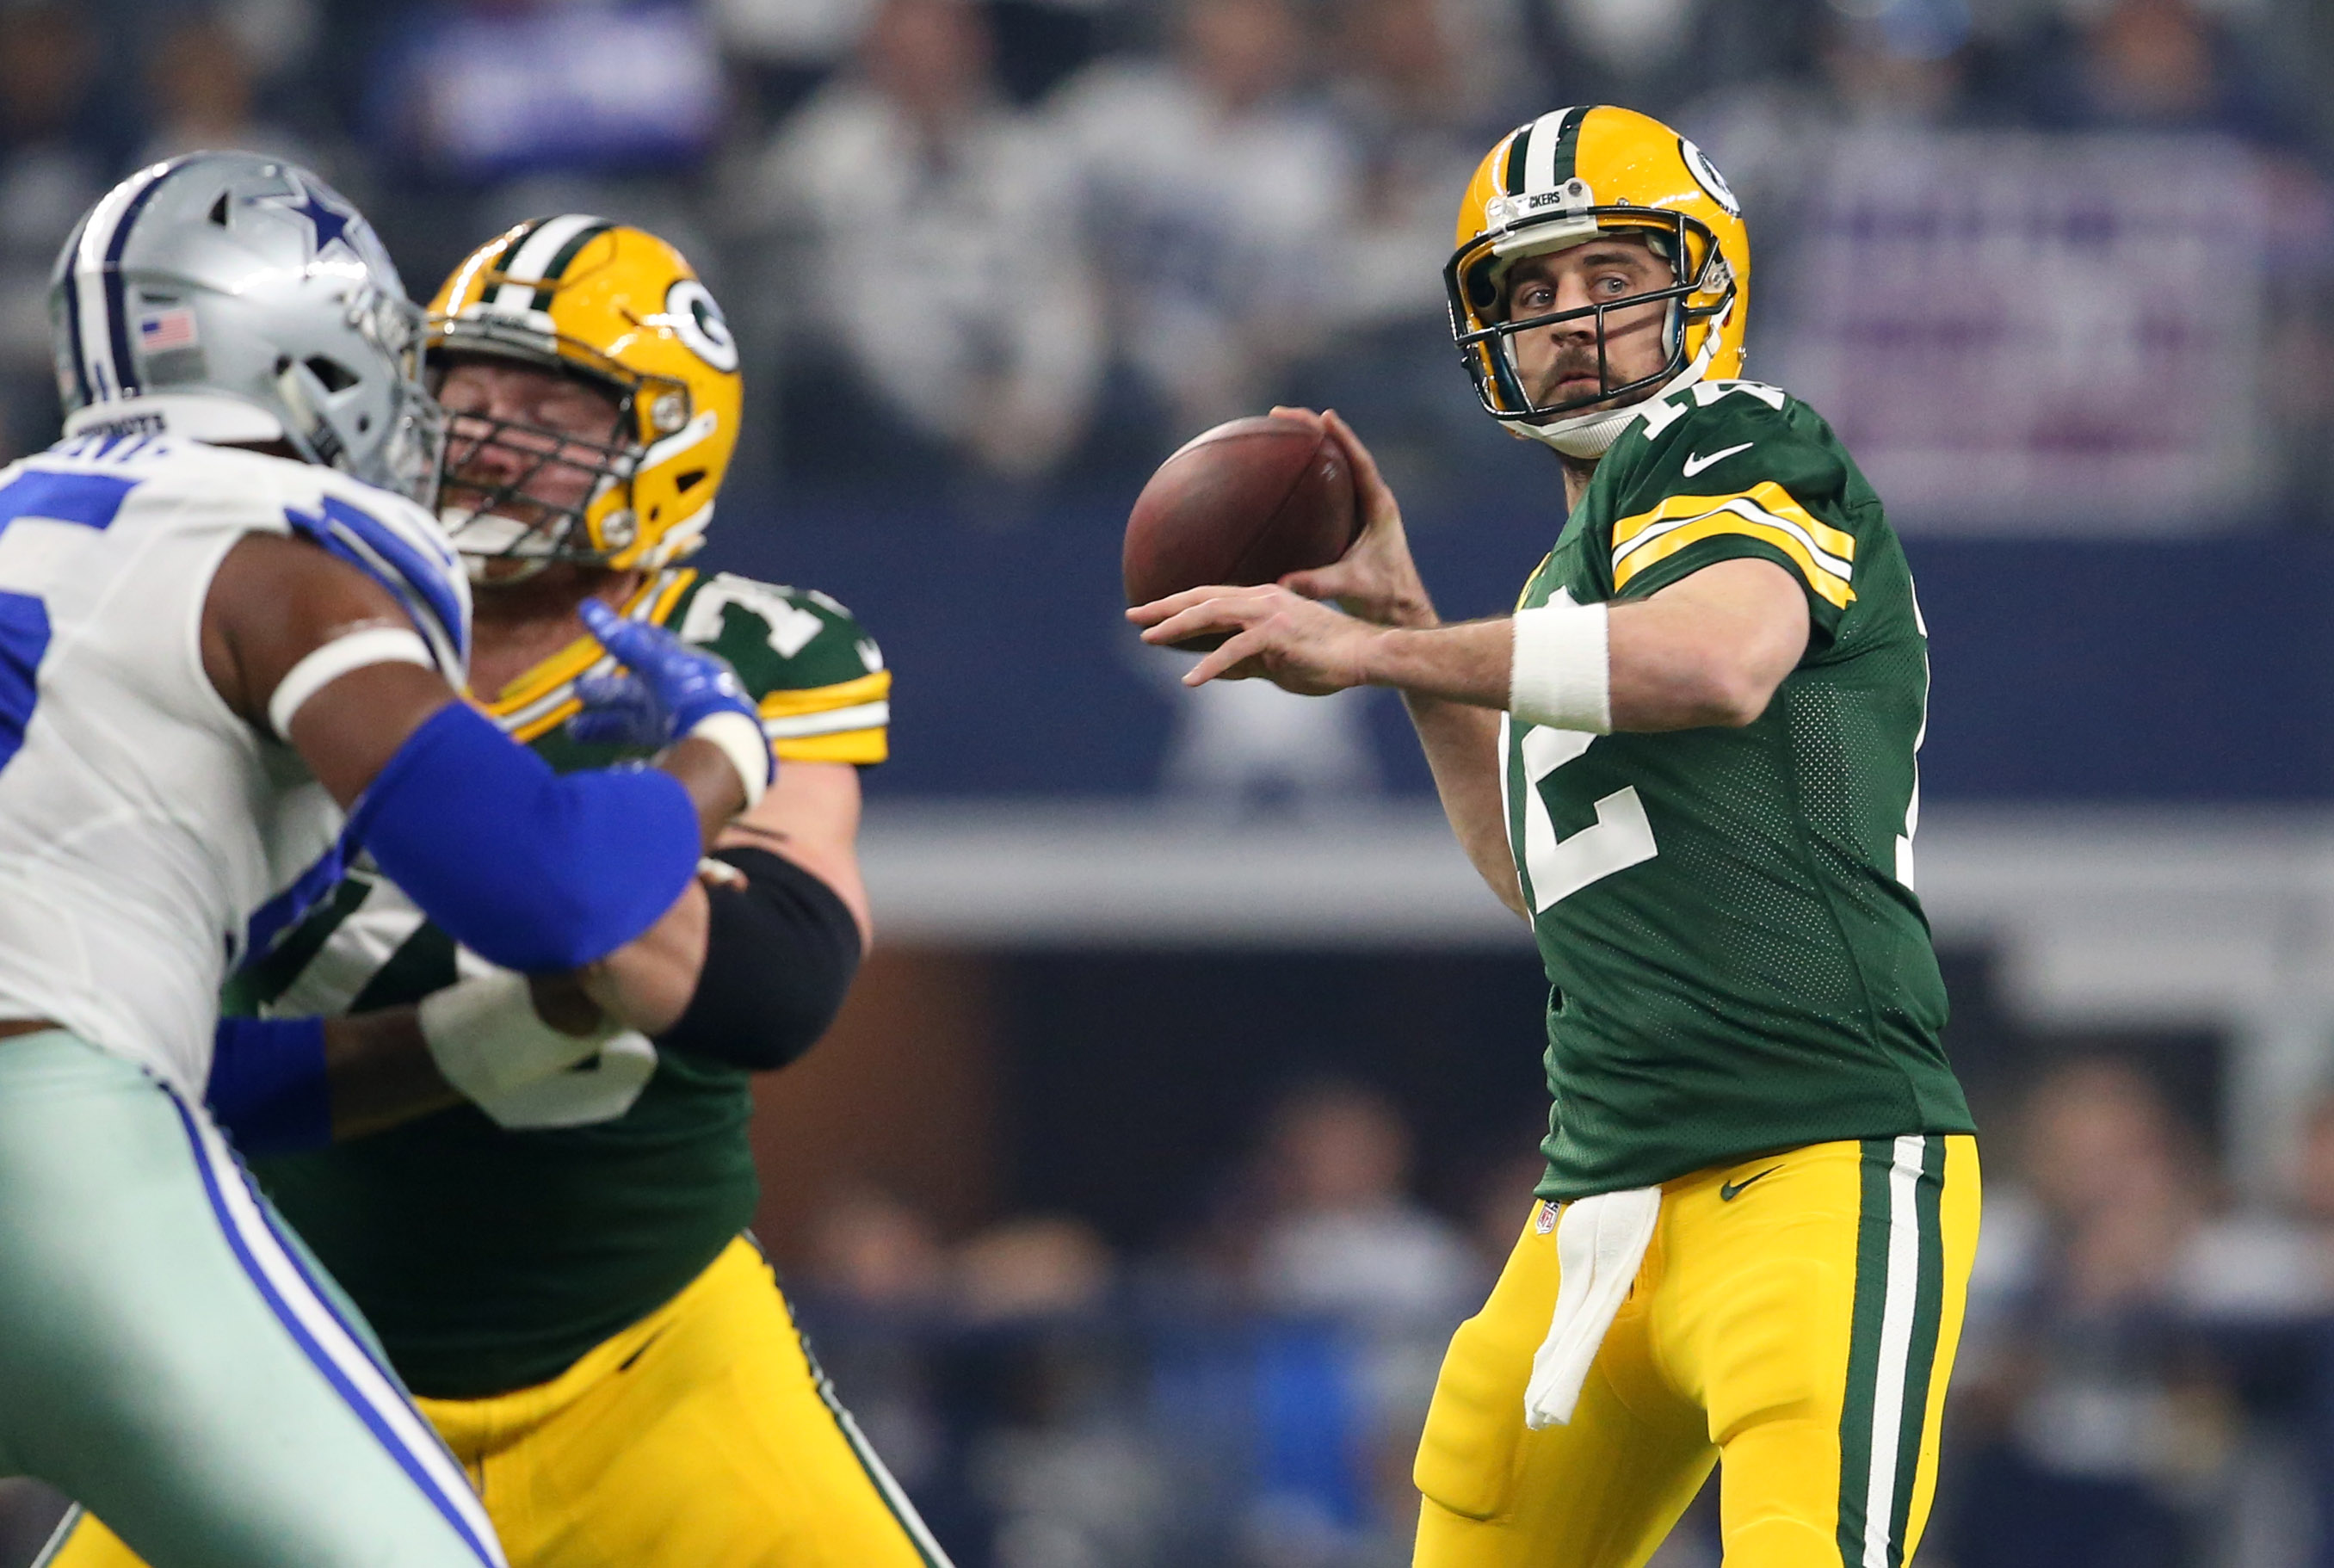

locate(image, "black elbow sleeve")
(651, 846), (863, 1072)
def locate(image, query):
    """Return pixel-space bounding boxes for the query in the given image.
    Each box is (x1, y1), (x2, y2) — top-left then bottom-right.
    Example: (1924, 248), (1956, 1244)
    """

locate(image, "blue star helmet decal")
(248, 170), (357, 263)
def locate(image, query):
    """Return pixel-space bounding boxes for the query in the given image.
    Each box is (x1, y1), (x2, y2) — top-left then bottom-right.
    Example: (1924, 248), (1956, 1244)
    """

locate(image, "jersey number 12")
(1503, 715), (1658, 913)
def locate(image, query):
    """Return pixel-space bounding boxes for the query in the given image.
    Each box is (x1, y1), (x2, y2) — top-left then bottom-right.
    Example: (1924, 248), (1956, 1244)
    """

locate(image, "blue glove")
(571, 599), (774, 799)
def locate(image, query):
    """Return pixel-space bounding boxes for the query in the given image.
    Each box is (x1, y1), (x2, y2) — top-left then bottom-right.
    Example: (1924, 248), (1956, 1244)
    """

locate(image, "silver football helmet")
(46, 152), (443, 505)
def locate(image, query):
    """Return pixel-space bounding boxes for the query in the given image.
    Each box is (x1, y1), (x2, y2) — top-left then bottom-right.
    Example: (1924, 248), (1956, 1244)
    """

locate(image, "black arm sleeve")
(651, 845), (863, 1072)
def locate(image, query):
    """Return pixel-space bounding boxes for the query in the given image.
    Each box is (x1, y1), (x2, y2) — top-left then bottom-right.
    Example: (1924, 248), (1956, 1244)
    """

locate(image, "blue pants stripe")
(165, 1092), (503, 1566)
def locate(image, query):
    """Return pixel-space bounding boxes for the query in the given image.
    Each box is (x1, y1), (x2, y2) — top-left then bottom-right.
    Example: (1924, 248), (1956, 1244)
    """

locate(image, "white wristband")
(268, 626), (434, 740)
(417, 970), (616, 1104)
(1509, 602), (1612, 734)
(687, 709), (771, 812)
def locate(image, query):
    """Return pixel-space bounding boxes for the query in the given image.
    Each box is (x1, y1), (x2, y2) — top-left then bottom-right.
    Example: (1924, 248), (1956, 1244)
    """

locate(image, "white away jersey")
(0, 432), (466, 1093)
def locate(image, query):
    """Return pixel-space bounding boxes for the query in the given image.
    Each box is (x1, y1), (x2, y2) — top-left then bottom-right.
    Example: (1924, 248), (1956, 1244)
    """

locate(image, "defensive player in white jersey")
(0, 152), (775, 1567)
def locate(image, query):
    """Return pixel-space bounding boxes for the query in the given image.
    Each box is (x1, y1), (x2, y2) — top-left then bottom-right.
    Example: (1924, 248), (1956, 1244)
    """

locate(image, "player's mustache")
(1532, 350), (1607, 393)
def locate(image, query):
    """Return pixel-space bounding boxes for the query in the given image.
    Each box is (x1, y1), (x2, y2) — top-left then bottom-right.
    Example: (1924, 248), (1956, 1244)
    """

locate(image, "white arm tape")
(1509, 602), (1612, 734)
(268, 627), (435, 740)
(417, 969), (618, 1104)
(688, 708), (772, 812)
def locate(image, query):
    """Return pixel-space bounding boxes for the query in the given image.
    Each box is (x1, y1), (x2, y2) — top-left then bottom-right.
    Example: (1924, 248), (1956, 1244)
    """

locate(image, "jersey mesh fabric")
(250, 570), (886, 1398)
(1510, 383), (1971, 1200)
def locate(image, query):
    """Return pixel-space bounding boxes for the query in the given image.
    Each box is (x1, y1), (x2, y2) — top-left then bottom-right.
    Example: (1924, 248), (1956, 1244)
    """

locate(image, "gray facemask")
(47, 151), (444, 506)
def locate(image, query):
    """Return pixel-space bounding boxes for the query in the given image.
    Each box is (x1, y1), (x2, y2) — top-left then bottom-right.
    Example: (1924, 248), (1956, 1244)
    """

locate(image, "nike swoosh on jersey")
(1719, 1164), (1782, 1201)
(1681, 441), (1754, 478)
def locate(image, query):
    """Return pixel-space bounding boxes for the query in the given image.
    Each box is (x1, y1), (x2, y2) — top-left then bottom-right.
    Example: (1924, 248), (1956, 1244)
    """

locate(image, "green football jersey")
(245, 567), (890, 1399)
(1510, 379), (1971, 1201)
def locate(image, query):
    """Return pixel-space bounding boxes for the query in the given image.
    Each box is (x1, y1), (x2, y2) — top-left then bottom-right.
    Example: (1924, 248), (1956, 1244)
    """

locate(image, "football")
(1122, 412), (1362, 648)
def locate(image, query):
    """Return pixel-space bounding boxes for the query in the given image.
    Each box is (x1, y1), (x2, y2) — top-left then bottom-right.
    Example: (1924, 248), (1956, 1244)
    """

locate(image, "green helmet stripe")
(1546, 105), (1588, 189)
(528, 222), (616, 313)
(486, 219), (544, 279)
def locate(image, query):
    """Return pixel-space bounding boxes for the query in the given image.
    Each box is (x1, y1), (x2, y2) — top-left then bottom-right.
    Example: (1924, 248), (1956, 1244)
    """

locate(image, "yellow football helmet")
(428, 217), (741, 572)
(1445, 104), (1749, 457)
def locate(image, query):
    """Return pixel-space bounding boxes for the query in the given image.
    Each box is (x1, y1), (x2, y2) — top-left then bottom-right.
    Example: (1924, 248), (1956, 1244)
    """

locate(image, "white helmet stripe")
(1522, 108), (1575, 197)
(489, 213), (608, 315)
(71, 159), (178, 403)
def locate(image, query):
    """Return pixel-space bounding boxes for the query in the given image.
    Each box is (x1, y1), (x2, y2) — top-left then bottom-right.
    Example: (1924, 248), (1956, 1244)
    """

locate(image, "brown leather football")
(1123, 412), (1361, 648)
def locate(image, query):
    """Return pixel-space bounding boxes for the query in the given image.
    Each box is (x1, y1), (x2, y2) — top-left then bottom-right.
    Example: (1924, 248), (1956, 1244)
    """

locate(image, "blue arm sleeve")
(207, 1015), (332, 1157)
(351, 701), (701, 972)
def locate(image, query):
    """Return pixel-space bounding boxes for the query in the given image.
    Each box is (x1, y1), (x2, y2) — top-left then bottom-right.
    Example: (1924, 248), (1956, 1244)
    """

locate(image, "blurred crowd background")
(3, 0), (2334, 1565)
(3, 0), (2331, 516)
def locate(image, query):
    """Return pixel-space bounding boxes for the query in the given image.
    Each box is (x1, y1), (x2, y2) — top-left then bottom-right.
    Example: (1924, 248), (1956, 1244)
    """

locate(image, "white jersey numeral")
(678, 574), (824, 659)
(1504, 717), (1659, 913)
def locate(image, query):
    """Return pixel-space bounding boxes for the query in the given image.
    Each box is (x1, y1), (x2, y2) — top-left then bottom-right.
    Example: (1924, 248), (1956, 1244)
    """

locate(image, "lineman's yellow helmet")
(428, 217), (741, 572)
(1445, 105), (1748, 458)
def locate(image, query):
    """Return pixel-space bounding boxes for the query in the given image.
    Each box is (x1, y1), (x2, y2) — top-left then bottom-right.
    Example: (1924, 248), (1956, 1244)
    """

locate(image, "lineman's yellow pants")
(45, 1237), (948, 1567)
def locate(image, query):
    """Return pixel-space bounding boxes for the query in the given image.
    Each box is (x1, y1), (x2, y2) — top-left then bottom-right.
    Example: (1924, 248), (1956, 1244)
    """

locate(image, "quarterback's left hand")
(1130, 583), (1380, 695)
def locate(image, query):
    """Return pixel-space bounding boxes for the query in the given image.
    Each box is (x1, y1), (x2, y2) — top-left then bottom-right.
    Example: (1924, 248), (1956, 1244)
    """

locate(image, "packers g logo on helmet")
(1445, 105), (1750, 459)
(428, 217), (743, 572)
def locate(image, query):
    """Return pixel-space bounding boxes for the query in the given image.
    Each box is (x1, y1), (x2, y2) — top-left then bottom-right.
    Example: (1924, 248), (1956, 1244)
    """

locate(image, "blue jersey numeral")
(0, 468), (141, 774)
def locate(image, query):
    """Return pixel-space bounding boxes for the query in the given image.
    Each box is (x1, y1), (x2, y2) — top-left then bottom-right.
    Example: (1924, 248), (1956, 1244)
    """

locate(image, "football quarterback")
(45, 221), (939, 1568)
(1130, 105), (1979, 1567)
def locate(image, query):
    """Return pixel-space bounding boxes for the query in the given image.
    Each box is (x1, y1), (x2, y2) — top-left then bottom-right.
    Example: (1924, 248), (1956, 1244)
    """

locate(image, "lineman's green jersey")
(243, 567), (890, 1399)
(1509, 379), (1971, 1201)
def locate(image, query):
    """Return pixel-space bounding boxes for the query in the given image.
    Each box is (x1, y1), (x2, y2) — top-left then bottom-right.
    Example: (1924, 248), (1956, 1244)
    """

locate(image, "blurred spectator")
(745, 0), (1104, 492)
(951, 1215), (1172, 1568)
(2175, 1092), (2334, 1320)
(790, 1182), (955, 1531)
(713, 0), (876, 77)
(1281, 0), (1530, 492)
(1681, 3), (1992, 243)
(711, 0), (874, 127)
(2020, 0), (2300, 145)
(137, 9), (324, 172)
(1250, 1078), (1477, 1326)
(1246, 1079), (1479, 1558)
(1529, 0), (1703, 108)
(1053, 0), (1355, 448)
(802, 1179), (950, 1308)
(955, 1214), (1117, 1322)
(1948, 1059), (2235, 1568)
(1318, 0), (1514, 336)
(0, 1), (111, 462)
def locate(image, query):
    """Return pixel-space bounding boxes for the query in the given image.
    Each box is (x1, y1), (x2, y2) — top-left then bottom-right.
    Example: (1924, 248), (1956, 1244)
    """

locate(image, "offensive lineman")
(0, 157), (770, 1565)
(1132, 107), (1979, 1566)
(49, 219), (943, 1568)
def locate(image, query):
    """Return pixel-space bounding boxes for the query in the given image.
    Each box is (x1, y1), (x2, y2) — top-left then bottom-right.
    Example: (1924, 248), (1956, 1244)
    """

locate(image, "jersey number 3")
(0, 469), (141, 774)
(1504, 717), (1658, 912)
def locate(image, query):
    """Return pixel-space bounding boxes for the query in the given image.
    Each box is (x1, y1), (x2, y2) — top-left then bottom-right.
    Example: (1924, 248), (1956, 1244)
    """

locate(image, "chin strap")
(1504, 298), (1732, 460)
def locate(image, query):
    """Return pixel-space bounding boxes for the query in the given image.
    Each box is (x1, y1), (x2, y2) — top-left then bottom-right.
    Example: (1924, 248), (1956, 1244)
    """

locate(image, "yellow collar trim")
(482, 568), (697, 726)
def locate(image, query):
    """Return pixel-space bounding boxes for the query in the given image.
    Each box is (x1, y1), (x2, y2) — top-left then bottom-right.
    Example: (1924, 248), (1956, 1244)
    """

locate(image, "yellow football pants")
(43, 1237), (950, 1568)
(1413, 1135), (1979, 1568)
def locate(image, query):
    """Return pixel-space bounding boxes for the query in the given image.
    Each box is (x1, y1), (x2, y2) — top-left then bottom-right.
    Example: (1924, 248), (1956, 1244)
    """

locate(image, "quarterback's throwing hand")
(1129, 583), (1379, 695)
(1273, 409), (1439, 631)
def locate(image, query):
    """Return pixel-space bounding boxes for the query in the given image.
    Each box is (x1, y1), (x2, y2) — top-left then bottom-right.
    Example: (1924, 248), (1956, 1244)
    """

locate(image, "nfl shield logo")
(1534, 1201), (1558, 1235)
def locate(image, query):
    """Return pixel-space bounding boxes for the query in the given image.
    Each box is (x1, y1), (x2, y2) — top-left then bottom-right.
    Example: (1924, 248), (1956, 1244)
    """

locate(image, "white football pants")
(0, 1028), (503, 1567)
